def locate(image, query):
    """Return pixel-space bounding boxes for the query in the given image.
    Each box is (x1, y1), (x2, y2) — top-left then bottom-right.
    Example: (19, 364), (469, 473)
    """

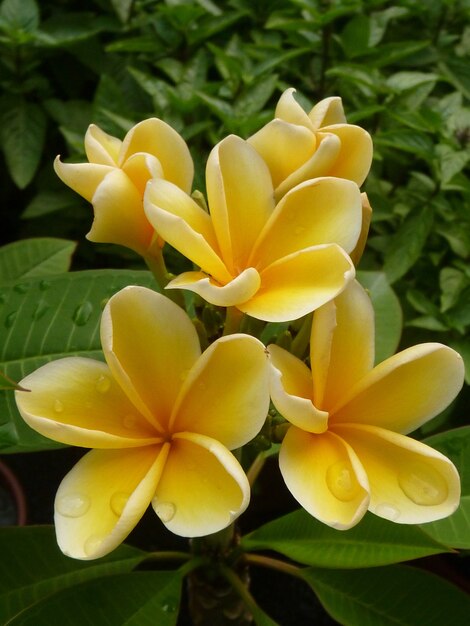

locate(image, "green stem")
(144, 246), (168, 288)
(245, 553), (303, 579)
(142, 550), (191, 564)
(219, 564), (259, 619)
(291, 313), (312, 358)
(223, 306), (244, 336)
(246, 453), (266, 487)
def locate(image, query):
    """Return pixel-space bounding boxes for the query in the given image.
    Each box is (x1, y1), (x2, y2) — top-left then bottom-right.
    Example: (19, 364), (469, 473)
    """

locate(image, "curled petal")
(331, 344), (465, 434)
(54, 158), (114, 203)
(280, 427), (370, 529)
(240, 245), (355, 323)
(349, 193), (372, 266)
(268, 344), (328, 434)
(172, 334), (269, 448)
(55, 444), (168, 559)
(101, 286), (201, 432)
(333, 424), (460, 524)
(321, 124), (373, 187)
(166, 267), (261, 308)
(153, 432), (249, 537)
(122, 153), (163, 195)
(15, 358), (160, 448)
(309, 96), (346, 128)
(85, 124), (121, 166)
(275, 88), (313, 129)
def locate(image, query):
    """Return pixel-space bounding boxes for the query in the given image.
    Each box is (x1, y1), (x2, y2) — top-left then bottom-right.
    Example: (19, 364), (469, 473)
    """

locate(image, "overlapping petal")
(275, 88), (313, 129)
(152, 432), (249, 537)
(85, 124), (121, 165)
(55, 444), (168, 559)
(309, 96), (346, 128)
(321, 124), (373, 186)
(54, 158), (114, 203)
(333, 424), (460, 524)
(279, 427), (370, 529)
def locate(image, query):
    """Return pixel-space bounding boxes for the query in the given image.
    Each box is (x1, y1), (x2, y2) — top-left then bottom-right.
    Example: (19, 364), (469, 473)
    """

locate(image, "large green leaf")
(420, 427), (470, 548)
(0, 526), (146, 624)
(242, 510), (448, 569)
(6, 569), (184, 626)
(0, 238), (76, 283)
(0, 270), (156, 452)
(303, 564), (470, 626)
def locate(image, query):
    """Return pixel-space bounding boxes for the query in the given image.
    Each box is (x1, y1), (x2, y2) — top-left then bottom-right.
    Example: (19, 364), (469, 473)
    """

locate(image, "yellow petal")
(252, 177), (362, 269)
(312, 280), (375, 410)
(206, 135), (275, 273)
(333, 424), (460, 524)
(321, 124), (373, 186)
(275, 88), (313, 129)
(239, 245), (355, 322)
(309, 96), (346, 128)
(87, 169), (154, 255)
(119, 118), (193, 193)
(84, 124), (121, 165)
(268, 344), (328, 434)
(166, 268), (261, 308)
(279, 427), (369, 529)
(144, 179), (231, 284)
(172, 335), (269, 448)
(101, 287), (201, 432)
(349, 192), (372, 266)
(331, 344), (465, 434)
(153, 432), (249, 537)
(55, 444), (168, 559)
(54, 157), (114, 203)
(15, 358), (160, 448)
(122, 153), (164, 195)
(248, 119), (316, 189)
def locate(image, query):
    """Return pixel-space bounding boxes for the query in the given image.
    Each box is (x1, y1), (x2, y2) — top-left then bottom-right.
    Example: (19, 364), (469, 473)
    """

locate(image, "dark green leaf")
(22, 190), (81, 219)
(0, 238), (76, 282)
(0, 0), (39, 33)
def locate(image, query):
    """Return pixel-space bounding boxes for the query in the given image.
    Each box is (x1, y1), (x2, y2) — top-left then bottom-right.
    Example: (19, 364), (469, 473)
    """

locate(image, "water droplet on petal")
(56, 493), (90, 517)
(32, 302), (50, 321)
(326, 461), (361, 502)
(374, 502), (400, 521)
(122, 414), (137, 429)
(54, 399), (64, 413)
(110, 492), (129, 516)
(84, 534), (104, 556)
(95, 375), (111, 393)
(5, 311), (17, 328)
(155, 501), (176, 523)
(398, 462), (448, 506)
(14, 283), (30, 294)
(73, 301), (93, 326)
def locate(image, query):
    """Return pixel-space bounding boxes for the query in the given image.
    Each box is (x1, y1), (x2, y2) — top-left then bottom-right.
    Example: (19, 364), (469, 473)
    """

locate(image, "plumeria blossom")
(248, 88), (373, 201)
(15, 287), (269, 559)
(268, 280), (463, 529)
(144, 134), (363, 322)
(54, 119), (193, 257)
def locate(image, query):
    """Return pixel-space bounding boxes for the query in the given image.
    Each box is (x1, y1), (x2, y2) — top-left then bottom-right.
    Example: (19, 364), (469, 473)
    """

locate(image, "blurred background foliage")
(0, 0), (469, 395)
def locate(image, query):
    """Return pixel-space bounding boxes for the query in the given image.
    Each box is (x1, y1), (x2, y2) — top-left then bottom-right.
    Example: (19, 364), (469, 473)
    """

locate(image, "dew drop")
(54, 399), (64, 413)
(95, 375), (111, 393)
(39, 280), (51, 291)
(73, 301), (93, 326)
(84, 534), (104, 556)
(123, 414), (138, 429)
(374, 502), (400, 521)
(155, 501), (176, 523)
(32, 302), (50, 321)
(325, 461), (361, 502)
(162, 604), (176, 614)
(398, 462), (448, 506)
(14, 283), (30, 294)
(5, 311), (17, 328)
(110, 492), (129, 517)
(56, 493), (90, 518)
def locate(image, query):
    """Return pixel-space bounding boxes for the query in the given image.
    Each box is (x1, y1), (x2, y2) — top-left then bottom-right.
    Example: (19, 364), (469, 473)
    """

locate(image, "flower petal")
(333, 424), (460, 524)
(145, 179), (231, 284)
(239, 245), (355, 322)
(101, 286), (201, 432)
(153, 432), (249, 537)
(279, 426), (370, 529)
(84, 124), (121, 165)
(251, 177), (362, 269)
(122, 153), (164, 195)
(118, 118), (193, 193)
(166, 268), (261, 308)
(88, 169), (154, 255)
(321, 124), (373, 186)
(309, 96), (346, 128)
(55, 444), (168, 559)
(331, 344), (465, 434)
(54, 158), (114, 203)
(311, 280), (375, 411)
(268, 344), (328, 434)
(172, 334), (269, 448)
(206, 135), (275, 273)
(275, 88), (313, 129)
(349, 192), (372, 266)
(15, 358), (160, 448)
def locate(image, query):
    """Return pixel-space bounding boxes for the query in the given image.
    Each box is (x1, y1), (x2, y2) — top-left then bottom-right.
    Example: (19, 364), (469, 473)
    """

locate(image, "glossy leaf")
(0, 238), (76, 283)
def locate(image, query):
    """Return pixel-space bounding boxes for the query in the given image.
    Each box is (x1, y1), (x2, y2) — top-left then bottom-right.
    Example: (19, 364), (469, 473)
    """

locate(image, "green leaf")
(386, 71), (438, 92)
(448, 338), (470, 384)
(0, 526), (146, 624)
(420, 427), (470, 548)
(374, 130), (434, 159)
(0, 270), (156, 452)
(242, 509), (448, 569)
(0, 238), (76, 283)
(6, 569), (184, 625)
(22, 190), (81, 219)
(0, 0), (39, 33)
(0, 98), (46, 188)
(303, 564), (470, 626)
(235, 74), (279, 117)
(110, 0), (133, 23)
(357, 271), (402, 363)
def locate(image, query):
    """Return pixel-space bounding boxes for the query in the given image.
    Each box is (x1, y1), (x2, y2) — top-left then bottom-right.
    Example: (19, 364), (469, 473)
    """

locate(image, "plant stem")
(245, 553), (303, 579)
(144, 246), (168, 288)
(246, 453), (266, 487)
(142, 550), (191, 564)
(223, 306), (244, 335)
(291, 313), (312, 358)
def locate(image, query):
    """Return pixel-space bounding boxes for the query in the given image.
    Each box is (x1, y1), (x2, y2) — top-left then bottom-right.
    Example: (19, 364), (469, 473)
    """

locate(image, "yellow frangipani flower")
(268, 280), (463, 529)
(144, 135), (362, 322)
(15, 287), (269, 560)
(248, 88), (373, 201)
(54, 119), (194, 256)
